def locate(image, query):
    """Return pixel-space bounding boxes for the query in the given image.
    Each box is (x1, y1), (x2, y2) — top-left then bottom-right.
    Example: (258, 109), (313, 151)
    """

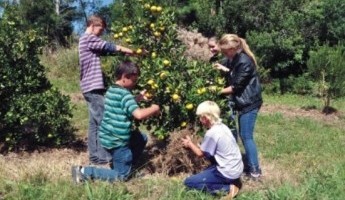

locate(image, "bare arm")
(132, 104), (160, 120)
(181, 136), (204, 157)
(116, 45), (135, 55)
(220, 85), (234, 95)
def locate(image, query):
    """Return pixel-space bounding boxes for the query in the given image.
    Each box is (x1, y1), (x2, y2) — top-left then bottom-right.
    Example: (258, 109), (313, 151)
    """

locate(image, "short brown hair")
(114, 61), (140, 80)
(87, 15), (107, 29)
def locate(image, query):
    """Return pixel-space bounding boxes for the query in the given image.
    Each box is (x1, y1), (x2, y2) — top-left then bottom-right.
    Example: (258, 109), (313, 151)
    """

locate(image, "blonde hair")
(218, 34), (258, 67)
(196, 101), (222, 124)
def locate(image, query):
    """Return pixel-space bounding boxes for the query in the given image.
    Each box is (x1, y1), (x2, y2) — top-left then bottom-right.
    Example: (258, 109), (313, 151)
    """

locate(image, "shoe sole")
(71, 166), (81, 183)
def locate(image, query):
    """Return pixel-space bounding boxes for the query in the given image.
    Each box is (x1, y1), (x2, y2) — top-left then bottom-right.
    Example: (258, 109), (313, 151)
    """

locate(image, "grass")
(1, 47), (344, 199)
(263, 93), (345, 113)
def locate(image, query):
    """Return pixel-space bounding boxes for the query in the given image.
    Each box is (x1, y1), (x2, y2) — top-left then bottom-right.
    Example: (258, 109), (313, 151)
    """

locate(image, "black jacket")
(227, 52), (263, 114)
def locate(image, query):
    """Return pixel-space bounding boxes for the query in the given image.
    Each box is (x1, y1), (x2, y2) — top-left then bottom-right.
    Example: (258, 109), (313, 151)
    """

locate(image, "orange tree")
(106, 0), (229, 139)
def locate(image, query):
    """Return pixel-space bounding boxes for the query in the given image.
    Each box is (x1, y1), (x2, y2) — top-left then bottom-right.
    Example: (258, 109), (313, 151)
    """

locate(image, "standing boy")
(72, 61), (160, 182)
(79, 15), (136, 165)
(182, 101), (243, 199)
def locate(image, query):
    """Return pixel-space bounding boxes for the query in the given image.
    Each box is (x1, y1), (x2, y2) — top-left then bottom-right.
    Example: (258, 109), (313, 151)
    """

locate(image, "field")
(1, 45), (345, 199)
(1, 76), (345, 199)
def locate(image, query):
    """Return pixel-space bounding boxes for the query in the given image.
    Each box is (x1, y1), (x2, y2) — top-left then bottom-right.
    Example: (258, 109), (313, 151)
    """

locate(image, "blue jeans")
(184, 165), (238, 194)
(83, 132), (147, 182)
(239, 108), (260, 173)
(83, 90), (112, 164)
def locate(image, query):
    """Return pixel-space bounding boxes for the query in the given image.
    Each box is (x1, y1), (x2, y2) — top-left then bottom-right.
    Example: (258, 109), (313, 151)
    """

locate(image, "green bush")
(285, 74), (316, 95)
(0, 6), (75, 152)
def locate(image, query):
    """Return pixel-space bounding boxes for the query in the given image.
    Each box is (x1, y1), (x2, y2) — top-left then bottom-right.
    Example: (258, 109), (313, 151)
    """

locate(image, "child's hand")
(136, 90), (147, 102)
(181, 136), (192, 148)
(213, 63), (230, 72)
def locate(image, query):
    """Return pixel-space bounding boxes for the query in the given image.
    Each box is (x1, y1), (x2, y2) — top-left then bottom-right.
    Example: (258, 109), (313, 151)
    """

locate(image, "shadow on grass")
(0, 127), (87, 155)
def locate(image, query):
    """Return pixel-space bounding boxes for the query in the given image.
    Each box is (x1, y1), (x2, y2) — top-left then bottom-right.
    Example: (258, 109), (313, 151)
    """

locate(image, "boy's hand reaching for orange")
(136, 90), (147, 102)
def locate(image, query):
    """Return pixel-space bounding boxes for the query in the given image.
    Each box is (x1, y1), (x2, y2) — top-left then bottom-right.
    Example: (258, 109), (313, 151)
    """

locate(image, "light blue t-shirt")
(201, 122), (244, 179)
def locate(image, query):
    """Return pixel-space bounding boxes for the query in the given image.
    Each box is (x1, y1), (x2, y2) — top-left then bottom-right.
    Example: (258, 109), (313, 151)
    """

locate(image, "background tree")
(104, 0), (228, 139)
(2, 0), (81, 49)
(0, 5), (75, 152)
(307, 45), (345, 113)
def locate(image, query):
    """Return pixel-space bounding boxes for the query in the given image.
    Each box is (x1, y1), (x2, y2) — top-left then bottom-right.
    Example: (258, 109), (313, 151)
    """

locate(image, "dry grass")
(0, 128), (299, 193)
(177, 28), (212, 61)
(0, 149), (88, 182)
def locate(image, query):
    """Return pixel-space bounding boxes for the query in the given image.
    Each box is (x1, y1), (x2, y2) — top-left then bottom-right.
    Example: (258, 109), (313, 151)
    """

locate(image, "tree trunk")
(54, 0), (60, 15)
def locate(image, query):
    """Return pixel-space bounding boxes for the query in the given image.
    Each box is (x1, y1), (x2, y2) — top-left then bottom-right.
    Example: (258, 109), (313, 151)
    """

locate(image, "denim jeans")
(184, 165), (238, 194)
(83, 132), (147, 182)
(83, 90), (112, 164)
(228, 100), (238, 142)
(239, 108), (261, 173)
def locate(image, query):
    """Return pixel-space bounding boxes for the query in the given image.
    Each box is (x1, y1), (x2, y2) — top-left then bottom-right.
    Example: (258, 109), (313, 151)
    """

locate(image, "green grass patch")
(40, 46), (80, 94)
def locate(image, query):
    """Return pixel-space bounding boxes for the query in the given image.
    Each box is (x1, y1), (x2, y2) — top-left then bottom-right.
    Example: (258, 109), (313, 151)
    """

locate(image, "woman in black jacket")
(215, 34), (263, 181)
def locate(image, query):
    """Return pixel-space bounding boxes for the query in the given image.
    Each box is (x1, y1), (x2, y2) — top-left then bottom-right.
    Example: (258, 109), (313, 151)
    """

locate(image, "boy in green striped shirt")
(72, 61), (160, 183)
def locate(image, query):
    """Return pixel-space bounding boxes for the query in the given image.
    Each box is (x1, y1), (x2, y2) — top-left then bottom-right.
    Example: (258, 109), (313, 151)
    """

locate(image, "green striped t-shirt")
(99, 85), (139, 149)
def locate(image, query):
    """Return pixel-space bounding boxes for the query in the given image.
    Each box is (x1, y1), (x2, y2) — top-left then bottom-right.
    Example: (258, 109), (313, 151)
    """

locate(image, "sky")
(0, 1), (115, 34)
(73, 0), (114, 34)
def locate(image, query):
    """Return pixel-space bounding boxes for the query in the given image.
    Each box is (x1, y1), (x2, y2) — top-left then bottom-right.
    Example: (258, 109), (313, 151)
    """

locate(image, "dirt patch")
(68, 92), (84, 104)
(177, 28), (212, 61)
(261, 103), (344, 126)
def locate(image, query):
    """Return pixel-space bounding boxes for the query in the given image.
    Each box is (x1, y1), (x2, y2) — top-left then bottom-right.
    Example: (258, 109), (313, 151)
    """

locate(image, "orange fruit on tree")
(156, 6), (162, 12)
(150, 23), (155, 29)
(147, 79), (154, 85)
(150, 6), (157, 12)
(172, 93), (179, 101)
(201, 87), (207, 93)
(163, 59), (170, 66)
(159, 71), (167, 79)
(185, 103), (194, 110)
(151, 52), (157, 58)
(153, 31), (161, 37)
(144, 92), (153, 99)
(144, 3), (150, 9)
(136, 48), (143, 54)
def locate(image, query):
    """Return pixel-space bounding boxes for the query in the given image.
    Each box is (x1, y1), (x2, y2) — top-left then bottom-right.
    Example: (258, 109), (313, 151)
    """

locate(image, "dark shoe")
(241, 171), (262, 182)
(249, 172), (261, 181)
(71, 166), (84, 184)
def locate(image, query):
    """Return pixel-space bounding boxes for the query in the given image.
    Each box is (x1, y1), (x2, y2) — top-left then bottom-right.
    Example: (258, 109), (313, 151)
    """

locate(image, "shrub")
(0, 6), (75, 152)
